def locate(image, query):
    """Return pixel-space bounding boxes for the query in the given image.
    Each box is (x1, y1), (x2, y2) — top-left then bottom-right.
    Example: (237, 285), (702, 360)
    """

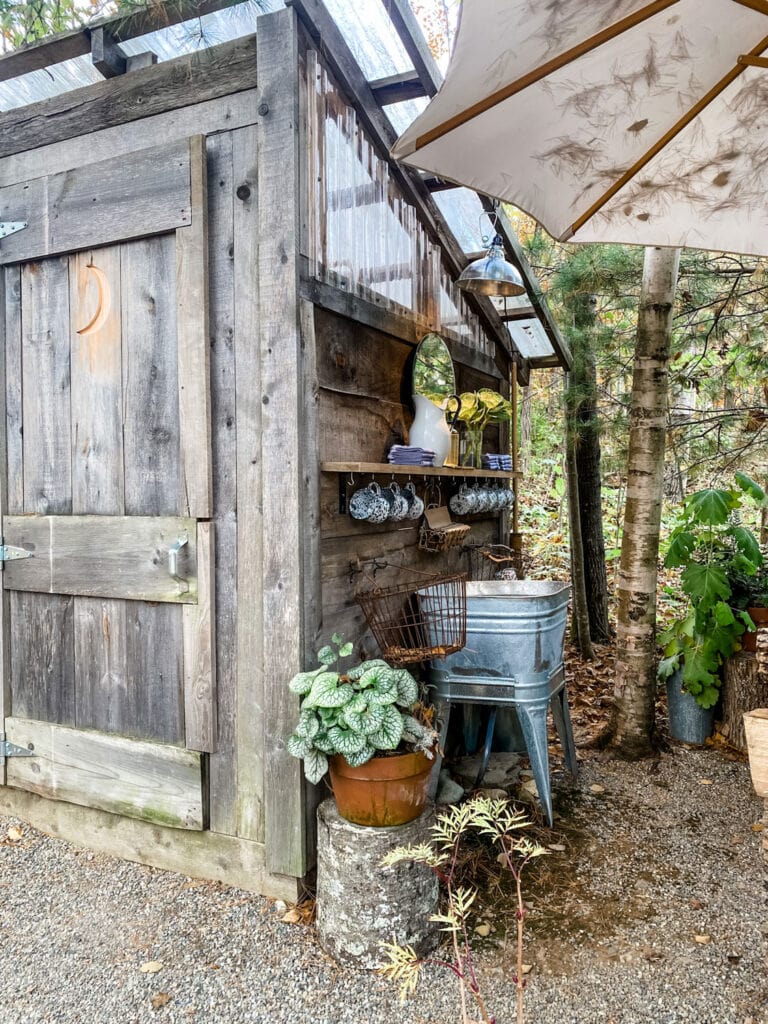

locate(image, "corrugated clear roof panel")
(324, 0), (411, 79)
(507, 319), (554, 360)
(0, 55), (102, 110)
(385, 96), (428, 136)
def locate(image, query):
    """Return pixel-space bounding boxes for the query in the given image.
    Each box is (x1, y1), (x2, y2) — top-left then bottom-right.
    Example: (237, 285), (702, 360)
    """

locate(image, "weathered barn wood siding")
(315, 307), (506, 653)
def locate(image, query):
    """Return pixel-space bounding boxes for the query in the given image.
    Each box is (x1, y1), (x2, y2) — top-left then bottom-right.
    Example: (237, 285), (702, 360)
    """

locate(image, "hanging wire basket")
(464, 542), (518, 581)
(356, 567), (467, 666)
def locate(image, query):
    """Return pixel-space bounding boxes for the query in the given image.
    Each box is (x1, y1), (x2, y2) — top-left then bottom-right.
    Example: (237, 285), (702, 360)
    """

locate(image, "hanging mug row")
(449, 481), (515, 515)
(349, 481), (425, 523)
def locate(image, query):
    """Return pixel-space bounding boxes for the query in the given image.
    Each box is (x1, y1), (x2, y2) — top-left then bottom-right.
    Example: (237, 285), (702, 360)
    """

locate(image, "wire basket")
(464, 543), (518, 581)
(356, 568), (467, 666)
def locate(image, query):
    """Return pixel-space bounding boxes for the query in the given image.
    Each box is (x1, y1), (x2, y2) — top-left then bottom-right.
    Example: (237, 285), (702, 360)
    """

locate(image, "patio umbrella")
(392, 0), (768, 257)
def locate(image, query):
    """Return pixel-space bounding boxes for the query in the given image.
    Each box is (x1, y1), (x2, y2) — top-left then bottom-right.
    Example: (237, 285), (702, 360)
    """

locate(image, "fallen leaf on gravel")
(689, 898), (706, 910)
(474, 923), (491, 937)
(140, 961), (164, 974)
(5, 826), (23, 842)
(151, 993), (171, 1010)
(589, 784), (605, 794)
(750, 823), (765, 832)
(698, 778), (714, 785)
(281, 908), (301, 924)
(521, 963), (533, 975)
(693, 934), (711, 944)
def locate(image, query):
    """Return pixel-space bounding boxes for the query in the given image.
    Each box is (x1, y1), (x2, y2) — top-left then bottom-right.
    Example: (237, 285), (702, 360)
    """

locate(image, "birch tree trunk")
(611, 246), (681, 757)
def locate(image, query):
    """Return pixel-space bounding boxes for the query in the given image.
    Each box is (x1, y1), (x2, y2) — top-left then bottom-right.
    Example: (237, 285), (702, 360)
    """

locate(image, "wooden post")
(0, 269), (11, 779)
(256, 7), (313, 879)
(510, 360), (523, 574)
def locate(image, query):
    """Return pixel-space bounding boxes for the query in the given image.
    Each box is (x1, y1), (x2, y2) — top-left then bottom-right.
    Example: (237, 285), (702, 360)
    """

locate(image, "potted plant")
(728, 549), (768, 652)
(658, 473), (766, 742)
(286, 634), (439, 827)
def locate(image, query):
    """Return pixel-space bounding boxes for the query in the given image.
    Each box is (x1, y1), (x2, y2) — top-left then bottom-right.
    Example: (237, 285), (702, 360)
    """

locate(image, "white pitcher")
(409, 394), (451, 467)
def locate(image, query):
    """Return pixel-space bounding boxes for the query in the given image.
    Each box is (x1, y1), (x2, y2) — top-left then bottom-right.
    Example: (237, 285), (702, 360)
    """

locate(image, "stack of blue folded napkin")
(388, 445), (435, 466)
(482, 453), (513, 471)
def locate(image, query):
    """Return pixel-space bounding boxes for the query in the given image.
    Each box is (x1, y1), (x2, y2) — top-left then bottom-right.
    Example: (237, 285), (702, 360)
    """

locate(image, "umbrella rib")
(412, 0), (681, 152)
(730, 0), (768, 14)
(566, 32), (768, 240)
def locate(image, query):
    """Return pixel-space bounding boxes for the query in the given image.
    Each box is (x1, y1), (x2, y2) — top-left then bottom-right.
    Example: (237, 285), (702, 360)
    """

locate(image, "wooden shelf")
(321, 461), (519, 480)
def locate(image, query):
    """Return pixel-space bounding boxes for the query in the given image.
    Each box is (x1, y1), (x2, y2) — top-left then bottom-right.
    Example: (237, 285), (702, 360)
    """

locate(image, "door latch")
(168, 531), (189, 593)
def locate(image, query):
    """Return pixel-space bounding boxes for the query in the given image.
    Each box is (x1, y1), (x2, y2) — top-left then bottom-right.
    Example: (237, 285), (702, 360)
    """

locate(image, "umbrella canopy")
(392, 0), (768, 256)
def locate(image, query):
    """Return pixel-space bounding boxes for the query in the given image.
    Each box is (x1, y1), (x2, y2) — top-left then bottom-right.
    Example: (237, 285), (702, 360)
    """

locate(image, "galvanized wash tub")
(425, 580), (575, 825)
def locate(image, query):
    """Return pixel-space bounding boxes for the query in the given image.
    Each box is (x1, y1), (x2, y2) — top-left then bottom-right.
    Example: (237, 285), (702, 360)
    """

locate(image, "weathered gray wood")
(378, 0), (441, 96)
(120, 234), (181, 516)
(183, 521), (217, 752)
(176, 136), (213, 519)
(69, 244), (129, 740)
(0, 139), (191, 264)
(315, 307), (411, 404)
(9, 592), (76, 726)
(0, 90), (259, 188)
(257, 8), (306, 878)
(319, 391), (408, 463)
(205, 130), (238, 834)
(3, 515), (198, 603)
(123, 600), (184, 744)
(0, 270), (9, 775)
(91, 26), (127, 78)
(369, 70), (428, 105)
(0, 786), (299, 900)
(21, 256), (72, 514)
(233, 123), (265, 843)
(3, 266), (22, 514)
(6, 717), (203, 829)
(0, 35), (260, 159)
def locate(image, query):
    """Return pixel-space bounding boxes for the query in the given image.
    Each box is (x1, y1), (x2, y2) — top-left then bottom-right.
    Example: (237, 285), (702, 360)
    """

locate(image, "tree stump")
(315, 799), (439, 969)
(720, 651), (768, 751)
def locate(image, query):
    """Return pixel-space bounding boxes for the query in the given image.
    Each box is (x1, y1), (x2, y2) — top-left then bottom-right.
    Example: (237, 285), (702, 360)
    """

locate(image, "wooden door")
(0, 137), (215, 830)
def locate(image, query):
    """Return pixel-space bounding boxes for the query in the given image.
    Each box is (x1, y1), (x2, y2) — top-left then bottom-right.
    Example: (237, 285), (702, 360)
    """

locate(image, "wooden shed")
(0, 0), (569, 898)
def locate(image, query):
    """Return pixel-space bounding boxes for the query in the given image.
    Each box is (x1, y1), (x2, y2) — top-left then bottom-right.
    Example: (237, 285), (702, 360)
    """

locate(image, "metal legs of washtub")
(430, 667), (578, 826)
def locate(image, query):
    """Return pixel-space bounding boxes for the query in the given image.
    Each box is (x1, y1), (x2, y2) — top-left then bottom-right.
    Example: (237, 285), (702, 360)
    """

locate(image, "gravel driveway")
(1, 746), (765, 1024)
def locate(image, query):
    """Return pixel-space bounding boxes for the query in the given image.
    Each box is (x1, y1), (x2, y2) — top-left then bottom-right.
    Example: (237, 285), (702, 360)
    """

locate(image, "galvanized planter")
(666, 669), (715, 745)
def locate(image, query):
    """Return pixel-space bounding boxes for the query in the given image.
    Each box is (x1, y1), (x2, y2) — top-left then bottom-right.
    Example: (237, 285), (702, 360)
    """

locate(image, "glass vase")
(462, 426), (484, 468)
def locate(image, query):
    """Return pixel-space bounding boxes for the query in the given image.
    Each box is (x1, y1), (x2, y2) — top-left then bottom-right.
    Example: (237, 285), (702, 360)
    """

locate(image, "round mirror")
(411, 332), (456, 407)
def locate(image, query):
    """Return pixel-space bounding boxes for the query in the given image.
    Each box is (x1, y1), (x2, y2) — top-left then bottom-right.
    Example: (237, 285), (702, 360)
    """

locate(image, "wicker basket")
(418, 506), (471, 553)
(356, 568), (467, 665)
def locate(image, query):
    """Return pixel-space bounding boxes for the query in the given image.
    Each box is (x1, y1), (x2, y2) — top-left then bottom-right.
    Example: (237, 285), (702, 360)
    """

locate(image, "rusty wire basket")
(355, 568), (467, 666)
(464, 543), (518, 582)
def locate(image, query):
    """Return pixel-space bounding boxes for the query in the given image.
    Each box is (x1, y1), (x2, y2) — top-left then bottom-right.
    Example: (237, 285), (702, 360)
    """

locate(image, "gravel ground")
(1, 746), (766, 1024)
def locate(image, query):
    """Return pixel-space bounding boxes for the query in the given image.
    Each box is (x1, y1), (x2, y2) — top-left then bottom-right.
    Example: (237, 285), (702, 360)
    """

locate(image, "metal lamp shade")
(457, 235), (525, 297)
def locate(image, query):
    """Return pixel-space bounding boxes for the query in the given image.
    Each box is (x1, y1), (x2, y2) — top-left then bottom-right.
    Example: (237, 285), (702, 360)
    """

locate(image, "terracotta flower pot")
(328, 750), (433, 827)
(743, 607), (768, 653)
(743, 709), (768, 797)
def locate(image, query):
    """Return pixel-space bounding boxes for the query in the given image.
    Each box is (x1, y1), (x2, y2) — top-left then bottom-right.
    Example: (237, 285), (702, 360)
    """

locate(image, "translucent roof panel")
(385, 96), (428, 136)
(0, 1), (280, 112)
(507, 319), (555, 361)
(324, 0), (412, 80)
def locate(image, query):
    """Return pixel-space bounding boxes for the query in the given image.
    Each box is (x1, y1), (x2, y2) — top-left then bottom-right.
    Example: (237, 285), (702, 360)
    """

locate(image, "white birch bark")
(612, 246), (681, 756)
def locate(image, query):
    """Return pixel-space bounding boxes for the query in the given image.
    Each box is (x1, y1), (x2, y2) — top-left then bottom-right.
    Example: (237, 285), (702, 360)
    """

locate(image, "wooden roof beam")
(369, 70), (427, 105)
(379, 0), (441, 95)
(90, 26), (127, 78)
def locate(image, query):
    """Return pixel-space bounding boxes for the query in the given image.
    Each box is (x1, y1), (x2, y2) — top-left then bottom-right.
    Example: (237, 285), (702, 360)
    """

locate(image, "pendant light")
(457, 204), (525, 298)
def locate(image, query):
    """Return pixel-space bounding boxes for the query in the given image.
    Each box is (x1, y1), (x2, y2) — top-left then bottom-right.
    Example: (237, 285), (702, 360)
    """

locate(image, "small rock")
(474, 923), (491, 937)
(693, 934), (711, 944)
(436, 770), (464, 805)
(273, 900), (288, 915)
(589, 784), (605, 794)
(140, 961), (163, 974)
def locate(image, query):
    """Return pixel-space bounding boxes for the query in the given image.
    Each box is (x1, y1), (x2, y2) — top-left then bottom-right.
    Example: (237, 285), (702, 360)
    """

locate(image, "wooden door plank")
(5, 717), (203, 829)
(232, 123), (265, 842)
(0, 140), (192, 265)
(9, 592), (76, 726)
(3, 514), (198, 603)
(0, 270), (10, 775)
(123, 600), (184, 744)
(68, 245), (131, 738)
(257, 8), (307, 878)
(205, 130), (238, 834)
(121, 235), (181, 517)
(183, 521), (216, 752)
(0, 91), (259, 189)
(3, 265), (22, 514)
(21, 256), (72, 515)
(176, 136), (213, 519)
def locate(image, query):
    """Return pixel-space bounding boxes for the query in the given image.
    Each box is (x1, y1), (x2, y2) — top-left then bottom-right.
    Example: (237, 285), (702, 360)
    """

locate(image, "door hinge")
(0, 221), (27, 240)
(0, 544), (32, 562)
(0, 735), (35, 758)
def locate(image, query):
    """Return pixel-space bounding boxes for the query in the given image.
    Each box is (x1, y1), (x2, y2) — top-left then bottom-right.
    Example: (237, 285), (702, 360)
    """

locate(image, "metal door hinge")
(0, 222), (27, 240)
(0, 736), (34, 758)
(0, 544), (32, 562)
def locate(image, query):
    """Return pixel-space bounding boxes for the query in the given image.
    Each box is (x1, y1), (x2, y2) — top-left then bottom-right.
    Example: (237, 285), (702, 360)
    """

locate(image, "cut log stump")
(315, 798), (438, 969)
(721, 651), (768, 751)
